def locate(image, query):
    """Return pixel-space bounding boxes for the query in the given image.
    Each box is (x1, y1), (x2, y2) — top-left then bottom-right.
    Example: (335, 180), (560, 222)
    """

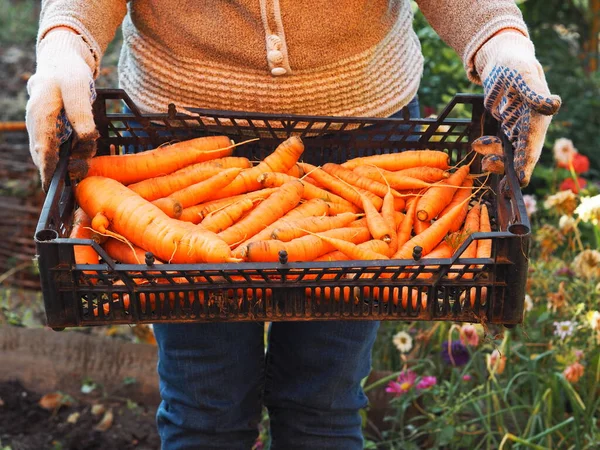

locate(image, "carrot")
(476, 203), (492, 263)
(341, 150), (450, 171)
(217, 179), (304, 246)
(242, 227), (371, 262)
(86, 135), (235, 184)
(303, 230), (389, 261)
(102, 237), (163, 265)
(397, 196), (417, 248)
(416, 164), (471, 222)
(392, 193), (473, 260)
(394, 211), (405, 231)
(232, 198), (330, 254)
(208, 136), (305, 199)
(414, 219), (431, 235)
(393, 167), (449, 183)
(151, 167), (243, 218)
(380, 174), (398, 253)
(314, 239), (392, 261)
(198, 198), (256, 233)
(463, 203), (492, 309)
(75, 176), (239, 263)
(350, 217), (367, 228)
(179, 188), (278, 224)
(321, 163), (405, 199)
(299, 163), (383, 210)
(127, 157), (251, 201)
(70, 208), (100, 273)
(361, 192), (392, 242)
(259, 171), (359, 212)
(437, 177), (474, 233)
(287, 163), (305, 178)
(325, 201), (361, 215)
(271, 212), (358, 241)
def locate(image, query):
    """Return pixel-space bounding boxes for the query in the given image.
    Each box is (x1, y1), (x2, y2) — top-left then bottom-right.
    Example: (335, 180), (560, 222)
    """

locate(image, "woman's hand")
(475, 30), (561, 188)
(25, 28), (99, 191)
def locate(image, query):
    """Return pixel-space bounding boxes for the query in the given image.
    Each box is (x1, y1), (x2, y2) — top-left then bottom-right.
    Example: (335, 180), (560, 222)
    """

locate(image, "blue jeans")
(136, 96), (420, 449)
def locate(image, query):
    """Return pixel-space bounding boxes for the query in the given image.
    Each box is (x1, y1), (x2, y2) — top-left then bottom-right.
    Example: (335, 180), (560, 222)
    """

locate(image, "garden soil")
(0, 380), (160, 450)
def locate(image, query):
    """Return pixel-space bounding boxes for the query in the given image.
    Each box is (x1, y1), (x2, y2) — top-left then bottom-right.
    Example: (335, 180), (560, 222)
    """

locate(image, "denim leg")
(153, 322), (265, 450)
(264, 320), (380, 450)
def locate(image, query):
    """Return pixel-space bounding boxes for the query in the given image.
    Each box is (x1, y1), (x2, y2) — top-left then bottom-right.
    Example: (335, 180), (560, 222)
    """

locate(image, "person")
(25, 1), (560, 449)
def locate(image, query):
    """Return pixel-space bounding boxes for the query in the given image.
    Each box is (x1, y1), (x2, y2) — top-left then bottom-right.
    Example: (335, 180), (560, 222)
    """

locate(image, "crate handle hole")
(35, 229), (59, 242)
(508, 224), (530, 236)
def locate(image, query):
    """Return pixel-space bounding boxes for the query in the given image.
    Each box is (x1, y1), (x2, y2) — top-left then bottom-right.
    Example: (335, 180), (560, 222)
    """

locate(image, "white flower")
(554, 321), (576, 340)
(553, 138), (577, 166)
(558, 215), (577, 233)
(523, 195), (537, 216)
(524, 294), (534, 312)
(575, 195), (600, 226)
(392, 331), (413, 353)
(543, 190), (577, 214)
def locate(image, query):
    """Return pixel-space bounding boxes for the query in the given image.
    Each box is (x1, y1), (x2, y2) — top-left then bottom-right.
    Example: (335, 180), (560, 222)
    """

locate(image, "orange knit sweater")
(37, 0), (528, 117)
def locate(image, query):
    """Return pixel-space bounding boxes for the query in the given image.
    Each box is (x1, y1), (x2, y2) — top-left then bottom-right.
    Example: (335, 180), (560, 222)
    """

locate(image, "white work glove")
(25, 29), (99, 191)
(474, 31), (561, 188)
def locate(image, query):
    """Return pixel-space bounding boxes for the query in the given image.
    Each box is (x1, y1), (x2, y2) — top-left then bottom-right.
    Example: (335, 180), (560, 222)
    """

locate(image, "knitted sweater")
(37, 0), (528, 117)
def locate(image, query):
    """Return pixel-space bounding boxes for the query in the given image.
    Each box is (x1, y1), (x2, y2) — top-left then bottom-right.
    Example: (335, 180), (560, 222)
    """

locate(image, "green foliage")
(0, 0), (39, 45)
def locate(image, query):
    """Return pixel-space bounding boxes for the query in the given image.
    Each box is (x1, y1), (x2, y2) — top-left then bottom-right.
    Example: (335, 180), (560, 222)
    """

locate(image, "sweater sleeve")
(37, 0), (128, 78)
(415, 0), (529, 85)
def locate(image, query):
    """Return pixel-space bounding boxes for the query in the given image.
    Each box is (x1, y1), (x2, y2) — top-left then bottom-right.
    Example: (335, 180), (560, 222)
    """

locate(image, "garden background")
(1, 0), (599, 449)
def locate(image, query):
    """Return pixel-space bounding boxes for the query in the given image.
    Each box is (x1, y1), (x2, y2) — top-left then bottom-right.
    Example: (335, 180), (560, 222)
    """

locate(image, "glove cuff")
(37, 29), (96, 75)
(474, 31), (536, 80)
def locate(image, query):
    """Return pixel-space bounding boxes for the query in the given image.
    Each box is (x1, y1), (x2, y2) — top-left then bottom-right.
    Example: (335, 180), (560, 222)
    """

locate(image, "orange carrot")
(437, 177), (474, 233)
(287, 163), (305, 178)
(217, 179), (304, 246)
(259, 171), (358, 212)
(397, 197), (417, 248)
(179, 188), (278, 224)
(232, 198), (330, 255)
(476, 203), (492, 263)
(392, 193), (473, 260)
(380, 175), (398, 253)
(86, 135), (235, 184)
(361, 192), (392, 242)
(393, 167), (449, 183)
(151, 167), (243, 218)
(304, 231), (389, 261)
(75, 176), (238, 263)
(416, 164), (471, 222)
(242, 227), (371, 262)
(314, 239), (392, 261)
(414, 219), (431, 235)
(321, 163), (405, 199)
(127, 157), (251, 201)
(200, 198), (256, 233)
(341, 150), (450, 171)
(70, 208), (100, 273)
(102, 237), (163, 265)
(299, 163), (383, 210)
(271, 212), (358, 241)
(208, 136), (305, 199)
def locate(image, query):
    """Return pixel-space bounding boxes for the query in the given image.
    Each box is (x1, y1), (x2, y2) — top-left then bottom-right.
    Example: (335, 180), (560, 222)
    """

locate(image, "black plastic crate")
(34, 89), (530, 330)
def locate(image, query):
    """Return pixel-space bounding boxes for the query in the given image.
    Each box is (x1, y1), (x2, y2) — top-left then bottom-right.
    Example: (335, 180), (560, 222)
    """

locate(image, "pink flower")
(416, 376), (437, 390)
(460, 324), (480, 347)
(386, 370), (417, 396)
(462, 374), (472, 382)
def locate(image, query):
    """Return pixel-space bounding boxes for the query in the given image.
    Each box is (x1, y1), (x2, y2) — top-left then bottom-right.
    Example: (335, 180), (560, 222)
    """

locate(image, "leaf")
(438, 425), (455, 446)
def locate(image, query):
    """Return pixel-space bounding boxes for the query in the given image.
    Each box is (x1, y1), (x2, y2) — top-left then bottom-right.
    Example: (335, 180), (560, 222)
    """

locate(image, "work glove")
(474, 31), (561, 188)
(25, 29), (99, 192)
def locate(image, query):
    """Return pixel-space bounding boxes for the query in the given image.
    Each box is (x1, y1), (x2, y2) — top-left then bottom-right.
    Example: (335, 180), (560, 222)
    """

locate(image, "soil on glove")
(0, 380), (160, 450)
